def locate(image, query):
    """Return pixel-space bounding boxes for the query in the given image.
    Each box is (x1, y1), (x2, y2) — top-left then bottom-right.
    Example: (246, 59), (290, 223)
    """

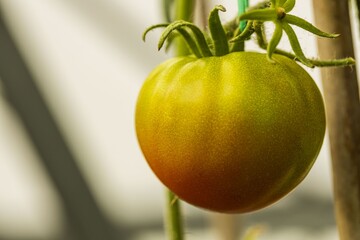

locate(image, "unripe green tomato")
(135, 52), (325, 213)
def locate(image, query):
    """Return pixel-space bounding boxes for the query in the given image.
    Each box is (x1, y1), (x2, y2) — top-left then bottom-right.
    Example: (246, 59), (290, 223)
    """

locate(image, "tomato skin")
(135, 52), (325, 213)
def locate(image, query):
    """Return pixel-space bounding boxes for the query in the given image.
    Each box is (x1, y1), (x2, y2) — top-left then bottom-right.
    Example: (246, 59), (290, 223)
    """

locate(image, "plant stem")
(235, 0), (249, 52)
(175, 0), (195, 56)
(165, 191), (184, 240)
(238, 0), (249, 31)
(162, 0), (173, 22)
(163, 1), (195, 239)
(312, 1), (360, 239)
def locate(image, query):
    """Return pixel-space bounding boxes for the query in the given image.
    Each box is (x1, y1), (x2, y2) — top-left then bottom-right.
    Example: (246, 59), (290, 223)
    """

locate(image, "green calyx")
(143, 2), (355, 68)
(143, 5), (232, 58)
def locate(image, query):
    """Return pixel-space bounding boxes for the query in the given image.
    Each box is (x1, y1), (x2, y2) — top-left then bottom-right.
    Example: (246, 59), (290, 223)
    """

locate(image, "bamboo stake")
(312, 1), (360, 239)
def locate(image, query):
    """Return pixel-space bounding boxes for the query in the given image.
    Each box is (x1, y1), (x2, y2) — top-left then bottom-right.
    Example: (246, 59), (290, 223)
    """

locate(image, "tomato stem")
(165, 190), (184, 240)
(238, 0), (249, 31)
(162, 2), (194, 240)
(236, 0), (249, 51)
(175, 0), (195, 56)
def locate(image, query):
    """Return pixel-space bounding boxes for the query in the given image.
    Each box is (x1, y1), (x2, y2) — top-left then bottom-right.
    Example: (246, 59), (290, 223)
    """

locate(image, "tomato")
(135, 51), (325, 213)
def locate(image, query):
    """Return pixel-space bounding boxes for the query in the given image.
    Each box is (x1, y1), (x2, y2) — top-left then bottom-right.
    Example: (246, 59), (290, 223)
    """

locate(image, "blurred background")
(0, 0), (359, 239)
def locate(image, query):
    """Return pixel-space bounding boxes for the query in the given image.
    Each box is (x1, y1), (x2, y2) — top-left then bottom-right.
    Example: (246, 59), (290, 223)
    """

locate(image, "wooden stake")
(312, 1), (360, 239)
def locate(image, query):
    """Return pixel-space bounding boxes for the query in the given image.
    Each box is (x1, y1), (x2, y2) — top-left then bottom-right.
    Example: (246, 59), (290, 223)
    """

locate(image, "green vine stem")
(165, 191), (183, 240)
(164, 1), (195, 239)
(238, 0), (249, 31)
(175, 0), (195, 56)
(162, 0), (175, 23)
(231, 0), (249, 52)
